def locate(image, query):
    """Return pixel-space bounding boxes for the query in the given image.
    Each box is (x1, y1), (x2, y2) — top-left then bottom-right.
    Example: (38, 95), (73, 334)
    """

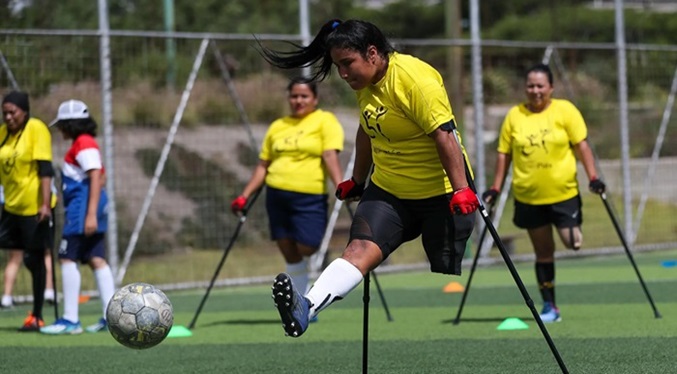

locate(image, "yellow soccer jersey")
(356, 52), (469, 199)
(0, 117), (54, 215)
(260, 109), (344, 194)
(497, 99), (588, 205)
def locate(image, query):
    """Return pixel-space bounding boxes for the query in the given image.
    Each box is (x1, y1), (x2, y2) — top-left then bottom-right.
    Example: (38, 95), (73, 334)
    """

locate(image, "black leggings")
(24, 250), (46, 318)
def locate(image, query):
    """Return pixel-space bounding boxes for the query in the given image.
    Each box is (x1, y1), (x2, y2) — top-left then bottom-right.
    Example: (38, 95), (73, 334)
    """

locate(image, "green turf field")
(1, 249), (676, 373)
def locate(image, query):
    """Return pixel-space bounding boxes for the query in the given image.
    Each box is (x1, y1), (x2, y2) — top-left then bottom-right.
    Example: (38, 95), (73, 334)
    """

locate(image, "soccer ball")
(106, 282), (174, 349)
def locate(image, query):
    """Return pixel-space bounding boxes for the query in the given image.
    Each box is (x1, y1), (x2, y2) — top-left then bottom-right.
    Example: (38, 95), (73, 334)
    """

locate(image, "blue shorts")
(265, 187), (328, 249)
(58, 233), (106, 264)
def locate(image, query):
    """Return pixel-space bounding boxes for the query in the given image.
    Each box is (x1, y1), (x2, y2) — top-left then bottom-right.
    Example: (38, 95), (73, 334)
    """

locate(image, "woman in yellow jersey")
(0, 91), (57, 331)
(231, 77), (344, 303)
(483, 64), (606, 323)
(259, 19), (479, 337)
(2, 201), (56, 308)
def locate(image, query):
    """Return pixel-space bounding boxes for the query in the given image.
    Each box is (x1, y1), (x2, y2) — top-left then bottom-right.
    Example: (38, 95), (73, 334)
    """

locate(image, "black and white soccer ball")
(106, 282), (174, 349)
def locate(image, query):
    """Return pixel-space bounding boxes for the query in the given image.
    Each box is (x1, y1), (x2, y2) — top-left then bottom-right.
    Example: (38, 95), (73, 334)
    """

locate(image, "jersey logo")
(273, 130), (304, 153)
(2, 151), (18, 175)
(362, 106), (391, 142)
(521, 129), (551, 156)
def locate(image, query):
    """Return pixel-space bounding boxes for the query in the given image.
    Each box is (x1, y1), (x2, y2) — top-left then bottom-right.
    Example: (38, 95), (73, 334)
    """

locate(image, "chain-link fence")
(1, 30), (676, 298)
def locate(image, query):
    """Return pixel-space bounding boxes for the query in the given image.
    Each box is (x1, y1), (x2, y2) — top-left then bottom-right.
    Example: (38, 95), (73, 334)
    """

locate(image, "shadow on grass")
(199, 318), (281, 327)
(0, 327), (23, 332)
(441, 316), (533, 324)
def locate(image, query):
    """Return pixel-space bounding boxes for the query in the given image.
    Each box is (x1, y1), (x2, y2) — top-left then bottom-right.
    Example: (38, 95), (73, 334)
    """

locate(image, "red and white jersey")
(61, 134), (108, 236)
(63, 134), (105, 181)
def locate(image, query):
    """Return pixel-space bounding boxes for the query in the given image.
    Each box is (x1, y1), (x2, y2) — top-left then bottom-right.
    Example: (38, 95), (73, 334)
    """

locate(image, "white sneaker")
(41, 318), (83, 335)
(1, 295), (14, 308)
(85, 318), (108, 333)
(44, 289), (56, 305)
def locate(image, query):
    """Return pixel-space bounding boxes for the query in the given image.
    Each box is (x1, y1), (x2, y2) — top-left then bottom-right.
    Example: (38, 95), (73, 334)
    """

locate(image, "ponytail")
(258, 19), (394, 82)
(258, 19), (342, 82)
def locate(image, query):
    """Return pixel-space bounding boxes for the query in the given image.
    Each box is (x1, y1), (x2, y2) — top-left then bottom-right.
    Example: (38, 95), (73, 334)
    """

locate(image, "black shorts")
(513, 195), (582, 229)
(350, 183), (475, 275)
(0, 209), (55, 252)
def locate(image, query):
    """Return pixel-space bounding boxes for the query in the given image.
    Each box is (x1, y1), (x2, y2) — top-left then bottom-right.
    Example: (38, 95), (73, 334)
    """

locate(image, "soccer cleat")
(539, 302), (561, 323)
(85, 318), (108, 333)
(272, 273), (310, 337)
(41, 318), (83, 335)
(18, 312), (45, 332)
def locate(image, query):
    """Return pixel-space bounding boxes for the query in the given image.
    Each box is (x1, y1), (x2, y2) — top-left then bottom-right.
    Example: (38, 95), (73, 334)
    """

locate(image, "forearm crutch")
(448, 123), (569, 374)
(362, 272), (371, 374)
(188, 188), (262, 330)
(452, 202), (494, 325)
(599, 192), (661, 318)
(345, 203), (393, 322)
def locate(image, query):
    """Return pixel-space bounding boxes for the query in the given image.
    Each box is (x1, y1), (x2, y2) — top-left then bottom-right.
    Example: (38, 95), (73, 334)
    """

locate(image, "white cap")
(49, 99), (90, 127)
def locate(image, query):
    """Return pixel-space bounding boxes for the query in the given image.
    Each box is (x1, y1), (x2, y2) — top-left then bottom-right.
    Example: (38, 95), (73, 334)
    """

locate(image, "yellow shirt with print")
(260, 109), (344, 195)
(497, 99), (588, 205)
(0, 117), (55, 216)
(356, 52), (470, 199)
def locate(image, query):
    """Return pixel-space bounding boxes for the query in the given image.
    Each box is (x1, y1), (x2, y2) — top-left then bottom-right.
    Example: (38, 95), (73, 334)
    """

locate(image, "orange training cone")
(78, 295), (91, 304)
(443, 281), (465, 293)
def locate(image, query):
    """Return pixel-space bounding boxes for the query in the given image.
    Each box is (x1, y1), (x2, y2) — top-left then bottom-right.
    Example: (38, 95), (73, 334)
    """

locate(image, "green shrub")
(483, 68), (514, 104)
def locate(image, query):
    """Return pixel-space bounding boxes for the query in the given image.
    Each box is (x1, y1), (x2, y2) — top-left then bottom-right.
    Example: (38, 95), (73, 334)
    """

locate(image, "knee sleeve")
(24, 251), (45, 273)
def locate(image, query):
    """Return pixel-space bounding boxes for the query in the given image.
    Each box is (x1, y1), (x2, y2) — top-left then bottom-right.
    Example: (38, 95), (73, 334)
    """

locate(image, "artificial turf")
(1, 249), (676, 373)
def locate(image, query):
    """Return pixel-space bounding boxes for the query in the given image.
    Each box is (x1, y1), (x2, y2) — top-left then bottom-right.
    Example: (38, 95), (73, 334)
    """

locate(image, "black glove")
(481, 188), (499, 204)
(589, 178), (606, 194)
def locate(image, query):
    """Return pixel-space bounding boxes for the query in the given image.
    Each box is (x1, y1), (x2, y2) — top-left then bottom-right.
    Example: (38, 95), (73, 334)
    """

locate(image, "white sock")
(306, 258), (363, 318)
(1, 294), (12, 306)
(286, 258), (309, 295)
(61, 262), (81, 323)
(94, 265), (116, 319)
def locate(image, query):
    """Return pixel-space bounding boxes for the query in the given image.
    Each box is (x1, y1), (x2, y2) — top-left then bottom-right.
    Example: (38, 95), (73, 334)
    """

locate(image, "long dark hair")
(258, 19), (395, 82)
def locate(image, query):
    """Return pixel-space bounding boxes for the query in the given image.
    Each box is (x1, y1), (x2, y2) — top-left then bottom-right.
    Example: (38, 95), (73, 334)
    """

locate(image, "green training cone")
(496, 318), (529, 330)
(167, 325), (193, 338)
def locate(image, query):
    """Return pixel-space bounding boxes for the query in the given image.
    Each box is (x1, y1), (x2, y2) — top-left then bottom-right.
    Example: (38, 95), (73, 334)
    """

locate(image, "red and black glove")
(335, 177), (365, 201)
(230, 195), (247, 214)
(450, 187), (479, 215)
(481, 188), (500, 204)
(589, 178), (606, 194)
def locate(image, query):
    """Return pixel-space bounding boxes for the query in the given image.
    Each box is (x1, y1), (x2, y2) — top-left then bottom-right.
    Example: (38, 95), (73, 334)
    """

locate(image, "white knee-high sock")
(286, 258), (309, 295)
(94, 265), (116, 319)
(61, 262), (81, 323)
(306, 258), (363, 318)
